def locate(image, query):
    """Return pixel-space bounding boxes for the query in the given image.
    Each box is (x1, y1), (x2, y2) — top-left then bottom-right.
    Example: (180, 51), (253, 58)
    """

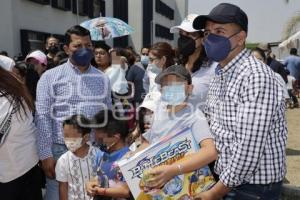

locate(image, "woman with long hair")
(0, 66), (42, 200)
(143, 42), (175, 94)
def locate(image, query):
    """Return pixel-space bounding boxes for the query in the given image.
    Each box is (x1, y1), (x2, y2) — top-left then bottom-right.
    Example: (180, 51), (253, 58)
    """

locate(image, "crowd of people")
(0, 3), (299, 200)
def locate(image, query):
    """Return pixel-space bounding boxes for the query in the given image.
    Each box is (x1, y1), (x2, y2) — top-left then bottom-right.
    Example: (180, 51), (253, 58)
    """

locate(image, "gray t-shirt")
(143, 102), (212, 144)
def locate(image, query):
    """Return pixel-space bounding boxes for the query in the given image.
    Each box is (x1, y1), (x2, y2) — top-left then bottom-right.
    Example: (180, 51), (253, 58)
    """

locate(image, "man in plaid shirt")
(193, 3), (287, 200)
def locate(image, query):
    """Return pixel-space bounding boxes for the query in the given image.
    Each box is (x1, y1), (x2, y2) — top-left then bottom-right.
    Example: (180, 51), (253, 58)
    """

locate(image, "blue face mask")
(141, 55), (149, 66)
(203, 32), (239, 62)
(71, 48), (94, 66)
(161, 84), (186, 106)
(148, 63), (162, 74)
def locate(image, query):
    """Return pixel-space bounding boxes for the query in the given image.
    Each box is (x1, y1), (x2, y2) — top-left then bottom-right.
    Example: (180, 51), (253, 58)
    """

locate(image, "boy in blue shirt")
(86, 110), (131, 200)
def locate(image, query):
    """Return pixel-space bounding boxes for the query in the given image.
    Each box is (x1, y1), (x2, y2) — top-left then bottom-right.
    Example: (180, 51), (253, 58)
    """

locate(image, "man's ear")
(63, 45), (70, 55)
(160, 56), (167, 68)
(237, 31), (247, 46)
(187, 84), (194, 95)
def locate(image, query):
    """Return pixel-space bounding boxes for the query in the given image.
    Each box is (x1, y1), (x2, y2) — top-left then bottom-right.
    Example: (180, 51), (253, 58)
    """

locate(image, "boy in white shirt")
(55, 115), (103, 200)
(140, 65), (217, 190)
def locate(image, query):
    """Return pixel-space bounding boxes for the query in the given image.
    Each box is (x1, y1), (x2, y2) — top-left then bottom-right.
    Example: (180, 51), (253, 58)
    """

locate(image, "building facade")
(0, 0), (187, 58)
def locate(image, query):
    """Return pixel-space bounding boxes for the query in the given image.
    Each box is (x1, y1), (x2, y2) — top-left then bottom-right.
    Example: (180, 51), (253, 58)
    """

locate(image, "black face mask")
(177, 35), (196, 57)
(92, 142), (109, 152)
(48, 46), (59, 54)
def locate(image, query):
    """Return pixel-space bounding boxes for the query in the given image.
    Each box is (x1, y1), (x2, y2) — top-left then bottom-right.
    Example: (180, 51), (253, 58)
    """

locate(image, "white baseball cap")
(170, 14), (199, 33)
(0, 55), (15, 71)
(138, 92), (161, 112)
(25, 50), (47, 66)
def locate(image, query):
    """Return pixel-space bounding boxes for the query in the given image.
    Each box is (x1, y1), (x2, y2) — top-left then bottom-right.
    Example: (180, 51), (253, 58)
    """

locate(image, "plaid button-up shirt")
(35, 60), (112, 160)
(205, 49), (287, 187)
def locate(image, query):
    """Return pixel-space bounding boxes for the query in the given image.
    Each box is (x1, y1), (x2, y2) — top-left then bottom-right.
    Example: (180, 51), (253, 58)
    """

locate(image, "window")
(155, 24), (174, 40)
(72, 0), (106, 18)
(99, 0), (106, 17)
(20, 30), (48, 56)
(113, 0), (128, 47)
(91, 0), (105, 18)
(52, 0), (71, 10)
(20, 30), (64, 56)
(72, 0), (88, 16)
(155, 0), (174, 20)
(143, 0), (153, 47)
(28, 0), (50, 5)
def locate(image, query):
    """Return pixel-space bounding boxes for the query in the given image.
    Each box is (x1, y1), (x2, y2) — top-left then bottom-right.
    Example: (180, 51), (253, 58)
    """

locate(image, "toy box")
(118, 127), (215, 200)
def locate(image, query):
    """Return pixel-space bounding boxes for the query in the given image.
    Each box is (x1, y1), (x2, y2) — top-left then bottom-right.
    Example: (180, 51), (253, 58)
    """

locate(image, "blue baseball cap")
(193, 3), (248, 33)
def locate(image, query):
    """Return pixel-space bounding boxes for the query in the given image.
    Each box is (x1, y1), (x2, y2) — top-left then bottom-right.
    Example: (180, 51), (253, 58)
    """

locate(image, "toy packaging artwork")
(118, 127), (215, 200)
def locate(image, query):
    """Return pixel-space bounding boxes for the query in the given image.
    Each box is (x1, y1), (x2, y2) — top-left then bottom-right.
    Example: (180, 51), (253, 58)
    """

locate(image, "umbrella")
(80, 17), (134, 41)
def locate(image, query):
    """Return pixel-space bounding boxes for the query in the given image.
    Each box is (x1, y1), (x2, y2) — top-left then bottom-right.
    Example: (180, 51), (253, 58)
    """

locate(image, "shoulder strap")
(0, 104), (13, 147)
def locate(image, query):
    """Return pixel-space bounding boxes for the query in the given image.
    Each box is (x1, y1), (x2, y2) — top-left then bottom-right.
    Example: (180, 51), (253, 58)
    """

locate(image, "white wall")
(128, 0), (143, 52)
(0, 0), (90, 57)
(0, 0), (15, 56)
(0, 0), (188, 57)
(104, 0), (113, 47)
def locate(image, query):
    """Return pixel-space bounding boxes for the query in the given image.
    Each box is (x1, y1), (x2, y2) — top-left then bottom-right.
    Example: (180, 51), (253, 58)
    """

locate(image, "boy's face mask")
(64, 137), (83, 152)
(161, 83), (187, 106)
(95, 132), (119, 153)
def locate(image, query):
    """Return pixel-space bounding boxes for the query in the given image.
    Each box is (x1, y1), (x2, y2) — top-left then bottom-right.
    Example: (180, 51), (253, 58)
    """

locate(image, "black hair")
(141, 46), (150, 52)
(124, 47), (137, 66)
(0, 51), (8, 57)
(14, 61), (27, 78)
(251, 47), (266, 62)
(92, 109), (129, 140)
(94, 41), (111, 52)
(138, 107), (147, 134)
(46, 35), (59, 45)
(65, 25), (91, 46)
(63, 114), (91, 135)
(111, 47), (134, 66)
(290, 48), (298, 55)
(286, 69), (290, 75)
(55, 51), (68, 60)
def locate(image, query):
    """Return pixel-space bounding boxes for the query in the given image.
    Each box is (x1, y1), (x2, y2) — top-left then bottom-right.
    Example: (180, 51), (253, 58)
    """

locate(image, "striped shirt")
(35, 60), (112, 160)
(205, 49), (287, 187)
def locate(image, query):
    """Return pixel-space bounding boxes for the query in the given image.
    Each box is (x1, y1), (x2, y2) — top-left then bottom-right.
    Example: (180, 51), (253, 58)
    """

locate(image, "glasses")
(94, 50), (108, 56)
(141, 53), (148, 56)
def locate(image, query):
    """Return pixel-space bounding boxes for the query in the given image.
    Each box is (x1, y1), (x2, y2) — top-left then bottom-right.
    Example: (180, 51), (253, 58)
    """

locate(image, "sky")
(188, 0), (300, 43)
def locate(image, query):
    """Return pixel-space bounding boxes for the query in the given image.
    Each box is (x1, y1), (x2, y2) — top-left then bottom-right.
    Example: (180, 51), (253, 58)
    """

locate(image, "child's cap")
(155, 64), (192, 85)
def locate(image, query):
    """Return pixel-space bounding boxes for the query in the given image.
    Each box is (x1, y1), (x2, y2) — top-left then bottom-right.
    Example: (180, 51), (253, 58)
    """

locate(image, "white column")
(128, 0), (143, 52)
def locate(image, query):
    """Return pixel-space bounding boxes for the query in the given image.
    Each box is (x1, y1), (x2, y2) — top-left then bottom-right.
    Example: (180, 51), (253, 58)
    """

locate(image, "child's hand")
(86, 181), (99, 197)
(143, 165), (177, 189)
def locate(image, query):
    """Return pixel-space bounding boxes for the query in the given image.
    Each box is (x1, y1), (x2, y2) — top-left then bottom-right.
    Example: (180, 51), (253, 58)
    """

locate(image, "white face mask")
(148, 63), (162, 74)
(64, 137), (83, 152)
(143, 114), (153, 125)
